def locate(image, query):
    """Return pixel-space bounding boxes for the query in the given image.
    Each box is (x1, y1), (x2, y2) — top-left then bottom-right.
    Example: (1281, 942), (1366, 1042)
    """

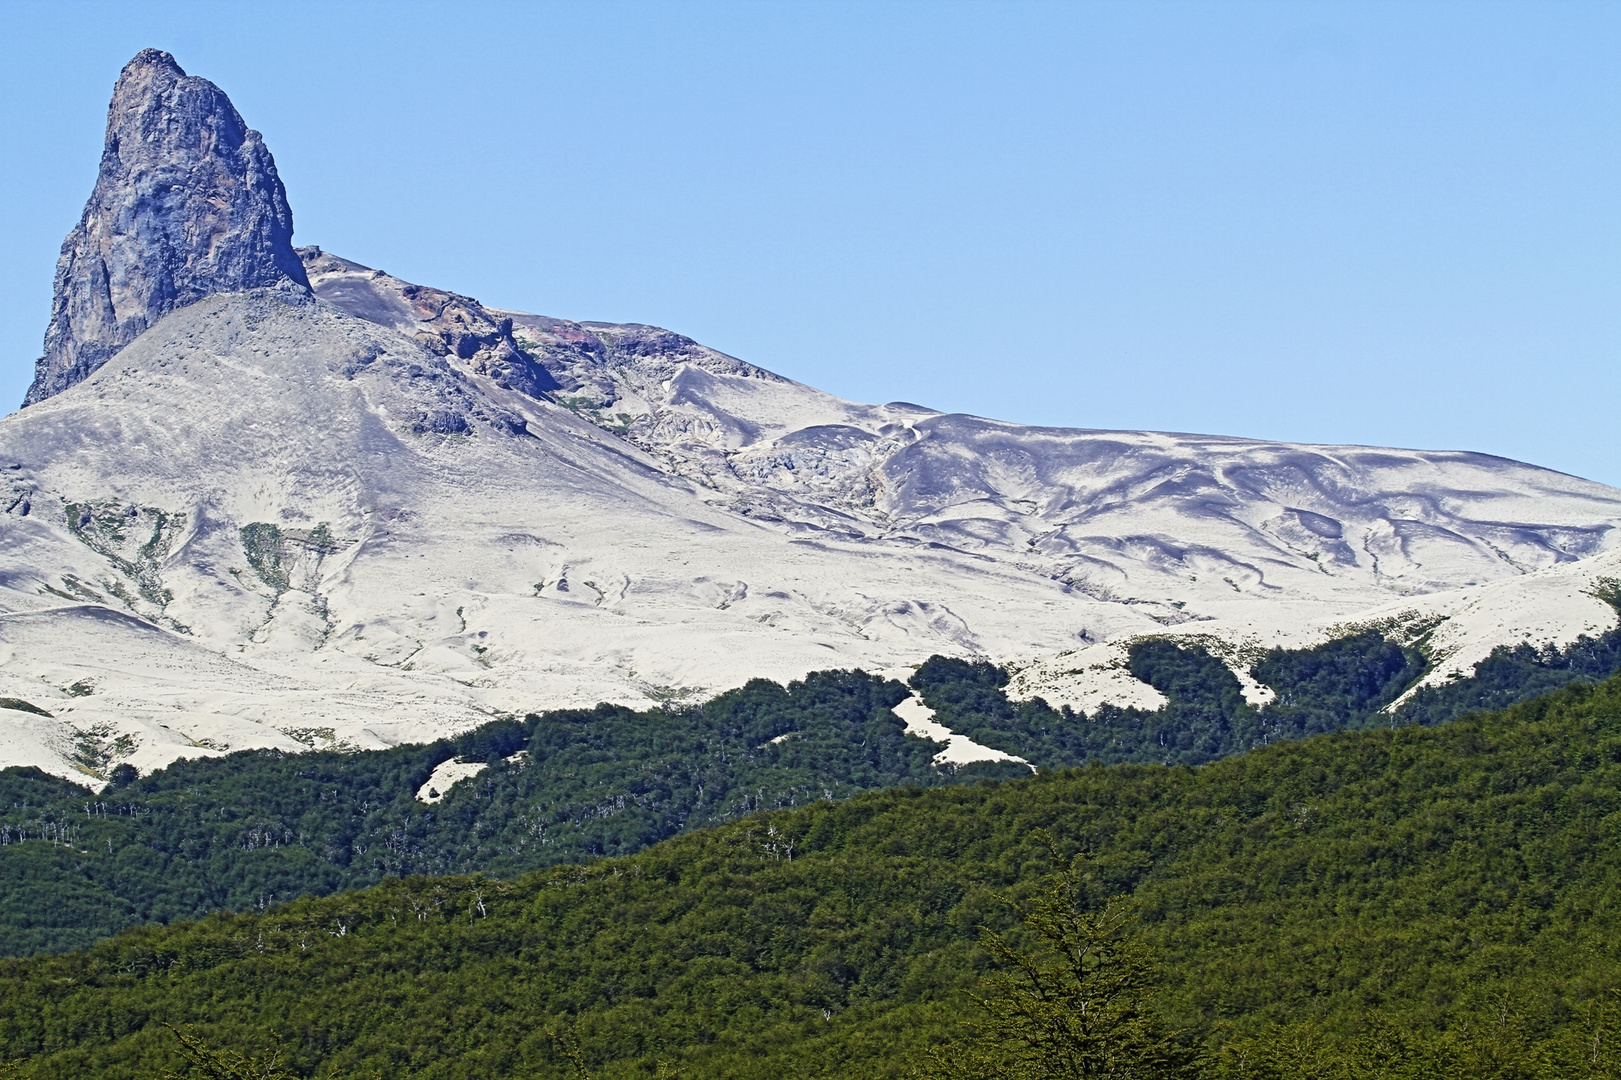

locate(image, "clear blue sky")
(2, 1), (1616, 482)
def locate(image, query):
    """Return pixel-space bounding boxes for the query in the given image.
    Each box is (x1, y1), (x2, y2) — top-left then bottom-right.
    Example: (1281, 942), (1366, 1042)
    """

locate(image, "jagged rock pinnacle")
(22, 49), (309, 405)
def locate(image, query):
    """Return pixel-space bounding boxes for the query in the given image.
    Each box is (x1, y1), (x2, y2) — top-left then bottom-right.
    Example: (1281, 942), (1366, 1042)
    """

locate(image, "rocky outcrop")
(23, 49), (308, 406)
(298, 247), (559, 399)
(297, 247), (788, 412)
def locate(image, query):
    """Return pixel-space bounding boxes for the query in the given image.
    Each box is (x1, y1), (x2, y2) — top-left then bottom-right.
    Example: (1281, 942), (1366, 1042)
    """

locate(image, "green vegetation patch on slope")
(1399, 612), (1621, 725)
(915, 611), (1621, 768)
(1, 676), (1619, 1078)
(910, 630), (1427, 768)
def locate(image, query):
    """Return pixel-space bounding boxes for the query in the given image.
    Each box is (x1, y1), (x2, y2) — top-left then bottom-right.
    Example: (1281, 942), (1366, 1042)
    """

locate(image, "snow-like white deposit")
(1, 273), (1617, 785)
(892, 695), (1031, 770)
(1006, 644), (1171, 714)
(417, 758), (489, 803)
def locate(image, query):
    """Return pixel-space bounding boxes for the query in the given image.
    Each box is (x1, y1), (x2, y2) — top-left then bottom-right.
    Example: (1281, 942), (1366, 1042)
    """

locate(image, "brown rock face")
(23, 49), (309, 405)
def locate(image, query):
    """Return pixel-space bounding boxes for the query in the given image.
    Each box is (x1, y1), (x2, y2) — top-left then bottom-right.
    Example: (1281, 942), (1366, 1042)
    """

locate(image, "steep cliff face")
(23, 49), (308, 406)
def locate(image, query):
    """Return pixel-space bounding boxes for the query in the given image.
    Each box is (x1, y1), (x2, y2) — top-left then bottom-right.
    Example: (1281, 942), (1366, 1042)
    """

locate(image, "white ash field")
(1, 263), (1619, 784)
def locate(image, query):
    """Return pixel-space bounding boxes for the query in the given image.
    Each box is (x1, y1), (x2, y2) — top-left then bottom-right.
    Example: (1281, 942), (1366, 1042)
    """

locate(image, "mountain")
(3, 51), (1620, 785)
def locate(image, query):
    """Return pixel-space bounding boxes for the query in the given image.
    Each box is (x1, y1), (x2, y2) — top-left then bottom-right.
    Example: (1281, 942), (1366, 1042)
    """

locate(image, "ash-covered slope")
(24, 49), (307, 406)
(0, 288), (1164, 778)
(309, 249), (1621, 624)
(0, 252), (1607, 786)
(4, 51), (1621, 785)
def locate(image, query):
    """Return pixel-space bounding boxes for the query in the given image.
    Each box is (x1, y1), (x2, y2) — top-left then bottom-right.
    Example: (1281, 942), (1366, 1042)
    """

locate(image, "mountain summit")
(23, 49), (308, 406)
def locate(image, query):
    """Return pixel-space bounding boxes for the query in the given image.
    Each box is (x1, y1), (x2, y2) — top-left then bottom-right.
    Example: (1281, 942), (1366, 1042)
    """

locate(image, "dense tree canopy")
(0, 675), (1618, 1077)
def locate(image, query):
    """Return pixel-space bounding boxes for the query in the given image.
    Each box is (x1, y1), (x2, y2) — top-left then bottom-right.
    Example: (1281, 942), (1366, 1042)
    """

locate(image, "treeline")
(0, 670), (1009, 957)
(915, 605), (1621, 768)
(6, 607), (1621, 960)
(911, 630), (1424, 769)
(0, 675), (1619, 1077)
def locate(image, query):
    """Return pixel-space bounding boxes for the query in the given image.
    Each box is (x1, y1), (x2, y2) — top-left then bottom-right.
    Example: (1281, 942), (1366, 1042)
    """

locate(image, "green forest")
(6, 611), (1621, 960)
(1, 673), (1619, 1077)
(0, 670), (987, 957)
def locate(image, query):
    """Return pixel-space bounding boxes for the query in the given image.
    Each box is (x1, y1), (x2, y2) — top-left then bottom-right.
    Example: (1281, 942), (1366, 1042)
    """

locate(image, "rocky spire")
(23, 49), (309, 405)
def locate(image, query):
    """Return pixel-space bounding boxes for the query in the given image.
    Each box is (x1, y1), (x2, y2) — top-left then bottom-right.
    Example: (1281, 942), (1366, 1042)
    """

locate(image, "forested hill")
(5, 612), (1621, 960)
(1, 676), (1619, 1078)
(0, 671), (981, 957)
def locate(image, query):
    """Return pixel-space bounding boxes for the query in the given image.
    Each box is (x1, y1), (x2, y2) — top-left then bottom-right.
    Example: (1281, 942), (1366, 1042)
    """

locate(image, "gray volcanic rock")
(22, 49), (308, 406)
(298, 247), (557, 399)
